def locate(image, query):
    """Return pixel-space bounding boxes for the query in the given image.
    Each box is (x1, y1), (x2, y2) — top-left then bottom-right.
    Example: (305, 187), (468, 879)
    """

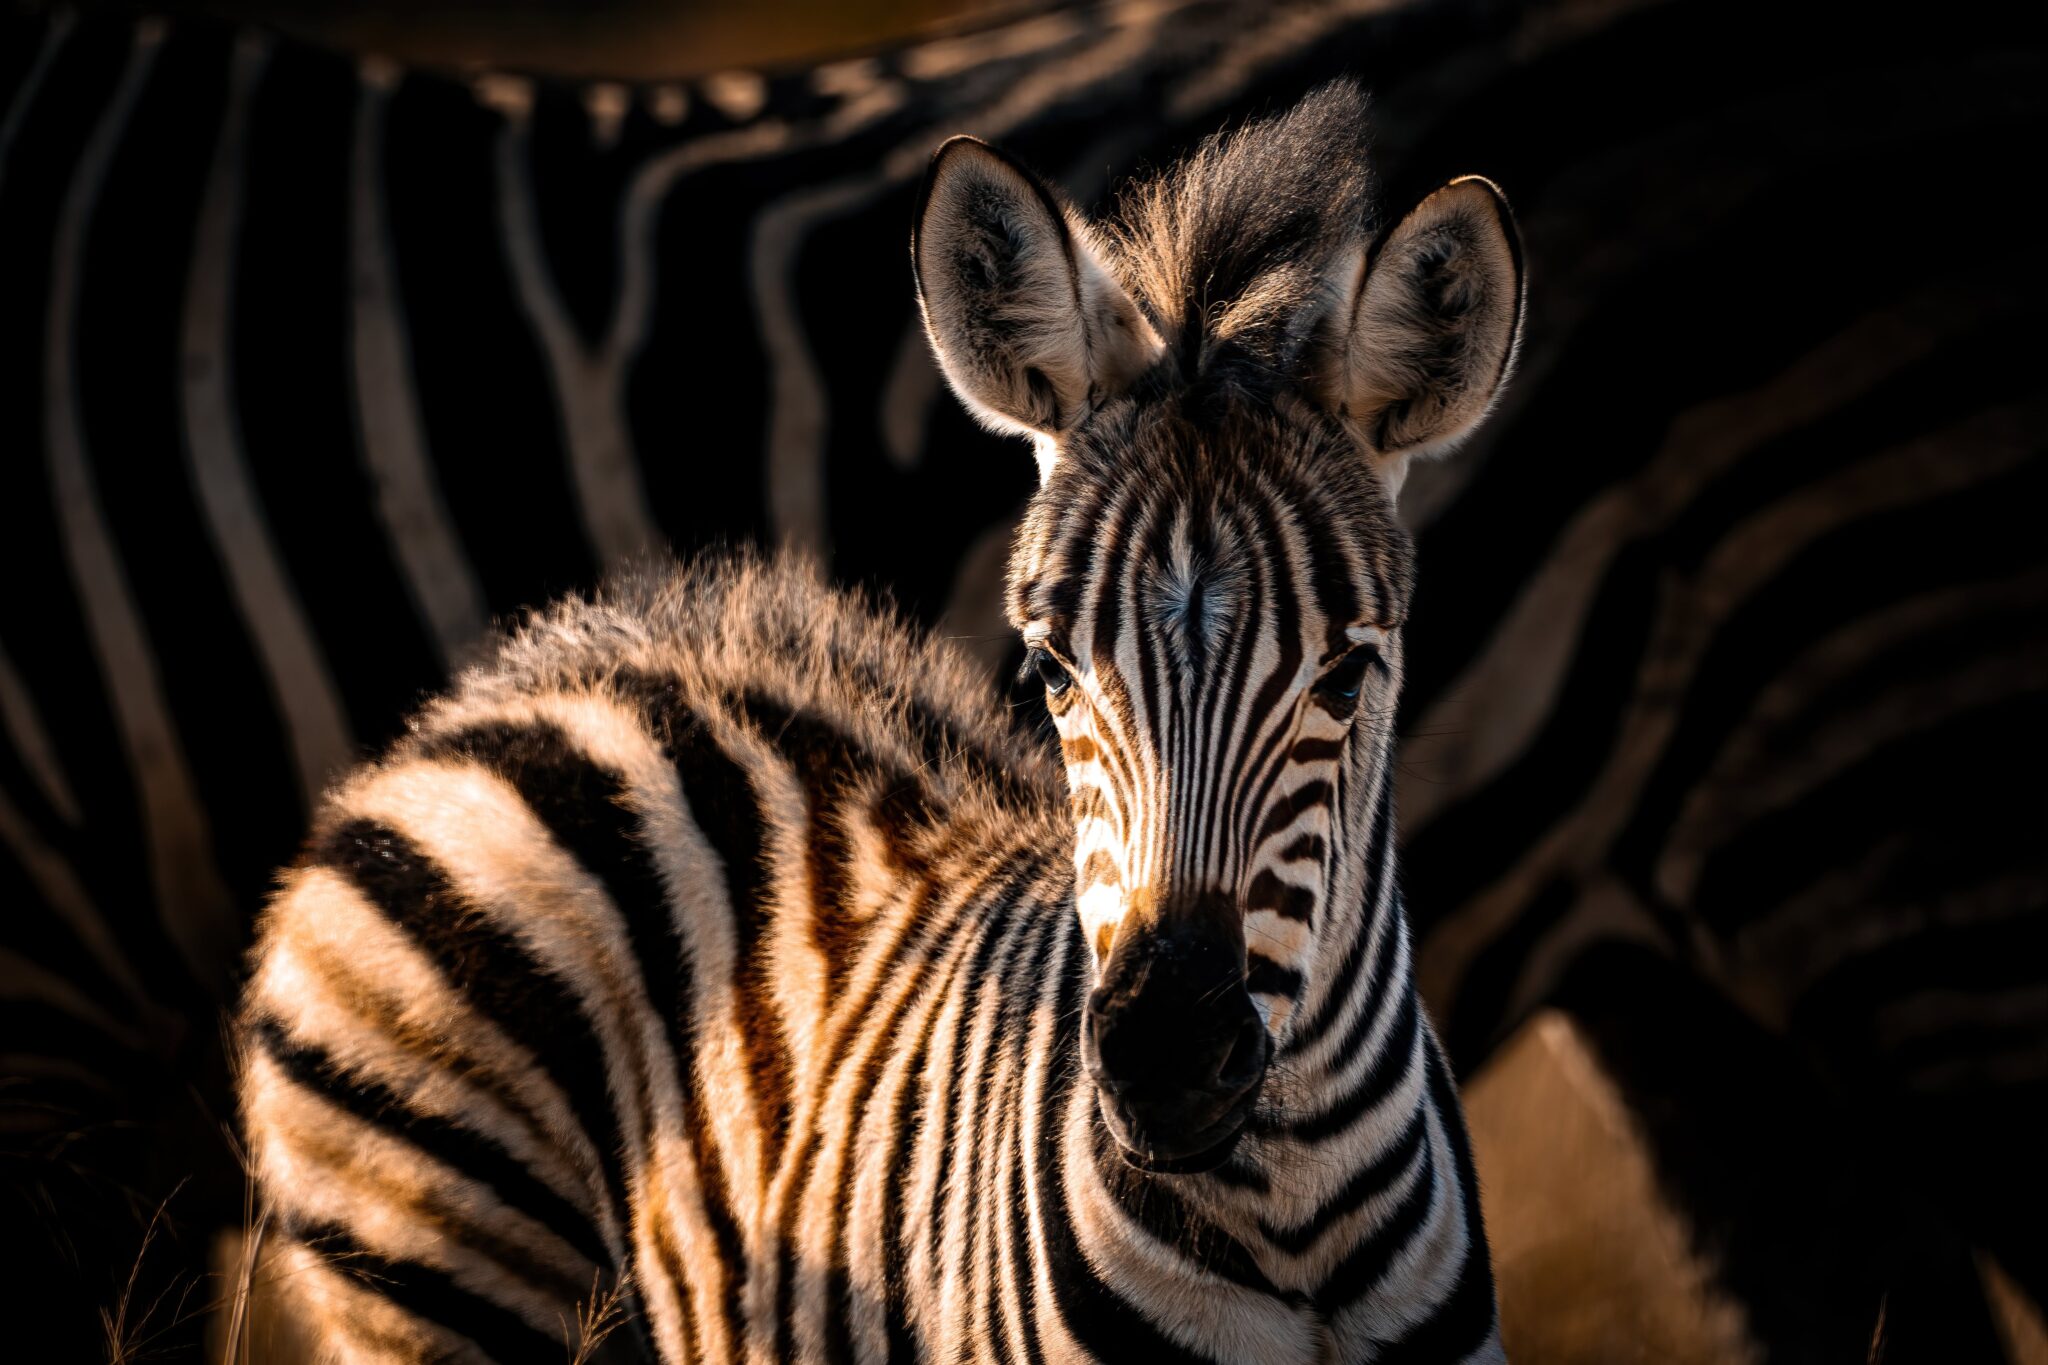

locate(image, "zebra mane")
(1106, 80), (1375, 385)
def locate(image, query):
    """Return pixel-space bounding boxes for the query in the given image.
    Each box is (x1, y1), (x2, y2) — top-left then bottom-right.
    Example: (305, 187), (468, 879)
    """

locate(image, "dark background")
(3, 1), (2044, 1359)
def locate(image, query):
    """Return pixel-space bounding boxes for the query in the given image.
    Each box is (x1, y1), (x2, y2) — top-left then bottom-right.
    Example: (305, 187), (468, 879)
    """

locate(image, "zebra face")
(1006, 421), (1411, 1168)
(913, 86), (1524, 1168)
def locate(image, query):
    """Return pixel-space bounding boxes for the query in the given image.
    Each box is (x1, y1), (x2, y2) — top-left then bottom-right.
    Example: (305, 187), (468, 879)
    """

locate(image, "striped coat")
(240, 555), (1497, 1363)
(4, 0), (2044, 1355)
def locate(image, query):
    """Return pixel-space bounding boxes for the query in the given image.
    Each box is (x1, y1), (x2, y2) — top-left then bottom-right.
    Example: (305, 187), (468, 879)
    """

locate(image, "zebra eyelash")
(1314, 642), (1384, 703)
(1019, 646), (1072, 696)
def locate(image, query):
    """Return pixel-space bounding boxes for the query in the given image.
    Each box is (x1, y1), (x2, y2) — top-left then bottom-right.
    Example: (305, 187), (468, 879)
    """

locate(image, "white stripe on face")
(1021, 481), (1400, 1035)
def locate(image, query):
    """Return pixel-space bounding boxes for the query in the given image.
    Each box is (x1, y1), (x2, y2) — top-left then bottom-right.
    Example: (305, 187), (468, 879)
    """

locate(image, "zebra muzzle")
(1083, 920), (1270, 1172)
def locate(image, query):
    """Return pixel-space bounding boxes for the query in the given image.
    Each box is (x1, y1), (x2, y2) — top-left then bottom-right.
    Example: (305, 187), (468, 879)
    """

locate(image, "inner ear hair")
(1334, 175), (1526, 466)
(913, 136), (1160, 452)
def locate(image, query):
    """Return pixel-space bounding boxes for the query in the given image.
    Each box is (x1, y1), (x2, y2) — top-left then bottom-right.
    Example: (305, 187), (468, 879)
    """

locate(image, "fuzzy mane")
(1106, 81), (1375, 383)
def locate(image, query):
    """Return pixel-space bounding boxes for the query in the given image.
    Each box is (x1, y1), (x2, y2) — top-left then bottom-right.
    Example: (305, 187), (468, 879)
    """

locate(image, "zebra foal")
(239, 83), (1524, 1363)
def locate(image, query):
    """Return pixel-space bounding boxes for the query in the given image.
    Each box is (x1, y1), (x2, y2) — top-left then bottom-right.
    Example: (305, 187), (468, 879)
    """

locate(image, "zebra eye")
(1315, 643), (1381, 702)
(1025, 647), (1071, 697)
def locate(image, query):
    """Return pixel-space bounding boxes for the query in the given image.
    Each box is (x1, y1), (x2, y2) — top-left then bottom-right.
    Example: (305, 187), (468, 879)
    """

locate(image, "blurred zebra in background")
(2, 0), (2042, 1357)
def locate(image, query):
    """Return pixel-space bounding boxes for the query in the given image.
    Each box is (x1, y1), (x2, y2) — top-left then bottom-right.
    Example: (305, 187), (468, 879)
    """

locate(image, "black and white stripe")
(238, 548), (1497, 1361)
(4, 0), (2045, 1355)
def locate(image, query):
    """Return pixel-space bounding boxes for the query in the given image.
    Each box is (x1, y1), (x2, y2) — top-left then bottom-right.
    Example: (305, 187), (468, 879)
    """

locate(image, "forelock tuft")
(1106, 81), (1374, 382)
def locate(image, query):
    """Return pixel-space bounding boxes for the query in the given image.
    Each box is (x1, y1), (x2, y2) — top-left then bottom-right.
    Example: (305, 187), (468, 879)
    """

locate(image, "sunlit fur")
(240, 82), (1516, 1363)
(1010, 391), (1413, 1039)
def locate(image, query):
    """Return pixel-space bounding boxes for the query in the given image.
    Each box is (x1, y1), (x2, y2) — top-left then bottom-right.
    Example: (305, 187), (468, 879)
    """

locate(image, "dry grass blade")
(214, 1123), (267, 1365)
(562, 1270), (632, 1365)
(100, 1179), (201, 1363)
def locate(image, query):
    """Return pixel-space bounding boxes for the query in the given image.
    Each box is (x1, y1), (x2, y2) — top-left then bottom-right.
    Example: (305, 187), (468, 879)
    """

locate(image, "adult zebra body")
(5, 0), (2046, 1356)
(240, 87), (1517, 1362)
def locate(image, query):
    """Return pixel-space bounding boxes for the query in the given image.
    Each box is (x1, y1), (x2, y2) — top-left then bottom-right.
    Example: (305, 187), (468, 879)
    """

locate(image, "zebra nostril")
(1214, 1009), (1267, 1093)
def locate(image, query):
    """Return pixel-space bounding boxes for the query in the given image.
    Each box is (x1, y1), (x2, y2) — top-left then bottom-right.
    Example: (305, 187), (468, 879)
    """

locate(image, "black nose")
(1084, 925), (1269, 1170)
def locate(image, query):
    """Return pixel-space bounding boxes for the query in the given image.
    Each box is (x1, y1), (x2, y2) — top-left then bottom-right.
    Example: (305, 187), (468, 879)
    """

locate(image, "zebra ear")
(914, 136), (1159, 477)
(1327, 176), (1525, 495)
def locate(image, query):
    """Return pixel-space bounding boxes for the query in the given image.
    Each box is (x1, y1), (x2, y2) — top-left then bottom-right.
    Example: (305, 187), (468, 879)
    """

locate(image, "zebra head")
(914, 84), (1523, 1170)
